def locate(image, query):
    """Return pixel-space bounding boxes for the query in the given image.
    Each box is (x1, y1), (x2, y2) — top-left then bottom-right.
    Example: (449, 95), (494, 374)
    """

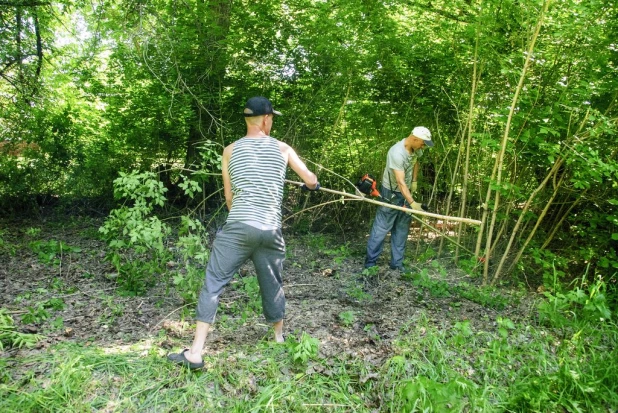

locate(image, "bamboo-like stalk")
(438, 121), (464, 257)
(540, 126), (618, 250)
(483, 0), (550, 285)
(456, 28), (481, 263)
(285, 180), (482, 226)
(540, 194), (584, 250)
(428, 130), (456, 207)
(479, 153), (499, 285)
(494, 104), (597, 279)
(491, 157), (565, 284)
(505, 166), (567, 276)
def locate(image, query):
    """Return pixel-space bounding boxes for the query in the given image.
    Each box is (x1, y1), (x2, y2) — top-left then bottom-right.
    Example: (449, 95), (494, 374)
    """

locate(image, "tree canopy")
(1, 0), (617, 286)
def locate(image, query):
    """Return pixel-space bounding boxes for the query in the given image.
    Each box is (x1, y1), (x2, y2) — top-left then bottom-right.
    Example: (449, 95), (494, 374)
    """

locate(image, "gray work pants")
(365, 186), (412, 269)
(196, 221), (286, 324)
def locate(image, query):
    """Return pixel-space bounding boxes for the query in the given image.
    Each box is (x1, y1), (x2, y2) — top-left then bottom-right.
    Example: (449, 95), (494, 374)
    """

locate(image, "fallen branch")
(286, 180), (482, 226)
(149, 303), (194, 333)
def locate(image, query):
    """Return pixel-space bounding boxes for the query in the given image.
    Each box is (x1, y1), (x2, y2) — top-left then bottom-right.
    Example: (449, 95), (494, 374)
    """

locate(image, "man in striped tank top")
(168, 97), (319, 369)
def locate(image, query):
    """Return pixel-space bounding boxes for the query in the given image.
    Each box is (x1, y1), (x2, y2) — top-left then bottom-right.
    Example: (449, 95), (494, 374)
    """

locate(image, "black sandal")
(167, 349), (205, 369)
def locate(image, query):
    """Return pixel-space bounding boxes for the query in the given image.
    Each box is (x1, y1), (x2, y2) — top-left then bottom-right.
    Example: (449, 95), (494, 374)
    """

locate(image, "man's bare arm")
(281, 142), (318, 188)
(221, 144), (234, 211)
(393, 169), (414, 205)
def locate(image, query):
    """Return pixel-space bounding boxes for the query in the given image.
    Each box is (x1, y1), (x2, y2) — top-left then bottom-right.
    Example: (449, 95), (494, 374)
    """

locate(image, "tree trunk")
(183, 0), (231, 171)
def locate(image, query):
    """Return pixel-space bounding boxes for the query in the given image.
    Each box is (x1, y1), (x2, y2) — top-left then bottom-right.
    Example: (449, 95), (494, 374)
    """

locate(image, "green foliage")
(344, 286), (372, 303)
(415, 247), (437, 263)
(404, 269), (510, 310)
(21, 304), (50, 325)
(539, 277), (612, 328)
(108, 253), (164, 296)
(29, 240), (81, 266)
(0, 229), (16, 256)
(496, 316), (516, 339)
(235, 276), (262, 317)
(172, 216), (210, 304)
(338, 311), (356, 327)
(455, 283), (510, 311)
(177, 216), (209, 264)
(218, 274), (264, 325)
(99, 171), (171, 294)
(407, 269), (451, 298)
(288, 332), (319, 365)
(98, 296), (125, 325)
(361, 265), (380, 277)
(25, 227), (41, 237)
(195, 141), (223, 179)
(111, 171), (168, 209)
(172, 266), (204, 305)
(0, 0), (616, 288)
(451, 320), (474, 347)
(0, 309), (43, 350)
(49, 317), (64, 331)
(1, 353), (93, 412)
(398, 375), (482, 412)
(43, 298), (66, 312)
(506, 278), (618, 412)
(457, 256), (483, 277)
(177, 176), (202, 199)
(322, 243), (352, 265)
(2, 288), (617, 412)
(527, 248), (568, 290)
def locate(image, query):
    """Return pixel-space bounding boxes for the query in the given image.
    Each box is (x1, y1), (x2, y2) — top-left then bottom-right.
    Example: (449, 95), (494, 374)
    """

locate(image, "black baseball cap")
(243, 96), (282, 117)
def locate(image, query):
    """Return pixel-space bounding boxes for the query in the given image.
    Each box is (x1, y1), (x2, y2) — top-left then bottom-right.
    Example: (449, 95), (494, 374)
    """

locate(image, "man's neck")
(403, 137), (415, 154)
(245, 126), (268, 138)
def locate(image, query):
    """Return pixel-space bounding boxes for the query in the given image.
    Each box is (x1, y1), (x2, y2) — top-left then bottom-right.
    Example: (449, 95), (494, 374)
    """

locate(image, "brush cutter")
(356, 174), (429, 211)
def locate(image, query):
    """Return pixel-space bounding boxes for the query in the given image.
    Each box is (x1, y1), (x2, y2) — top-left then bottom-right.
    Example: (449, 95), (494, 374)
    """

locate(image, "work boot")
(389, 264), (411, 274)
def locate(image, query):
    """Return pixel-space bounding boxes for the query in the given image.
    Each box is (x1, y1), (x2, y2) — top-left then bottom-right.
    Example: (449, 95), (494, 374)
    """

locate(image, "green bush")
(99, 171), (171, 294)
(539, 277), (612, 328)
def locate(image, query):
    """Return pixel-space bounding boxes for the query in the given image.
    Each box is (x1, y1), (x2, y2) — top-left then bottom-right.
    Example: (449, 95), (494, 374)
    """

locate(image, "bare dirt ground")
(0, 216), (537, 365)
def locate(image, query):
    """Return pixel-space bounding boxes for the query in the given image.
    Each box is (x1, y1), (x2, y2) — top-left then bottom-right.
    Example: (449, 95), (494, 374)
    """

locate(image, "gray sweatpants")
(196, 221), (286, 324)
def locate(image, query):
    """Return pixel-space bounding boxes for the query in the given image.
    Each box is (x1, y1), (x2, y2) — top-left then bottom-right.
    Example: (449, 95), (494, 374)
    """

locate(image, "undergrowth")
(2, 213), (616, 411)
(1, 278), (615, 412)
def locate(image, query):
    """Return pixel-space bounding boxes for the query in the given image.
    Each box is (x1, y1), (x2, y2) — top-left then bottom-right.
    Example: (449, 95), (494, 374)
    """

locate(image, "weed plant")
(0, 308), (43, 349)
(28, 239), (81, 266)
(403, 268), (511, 310)
(338, 310), (356, 327)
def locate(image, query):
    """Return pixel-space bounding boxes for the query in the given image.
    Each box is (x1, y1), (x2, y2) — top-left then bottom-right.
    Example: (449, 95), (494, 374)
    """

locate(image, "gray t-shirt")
(381, 139), (423, 191)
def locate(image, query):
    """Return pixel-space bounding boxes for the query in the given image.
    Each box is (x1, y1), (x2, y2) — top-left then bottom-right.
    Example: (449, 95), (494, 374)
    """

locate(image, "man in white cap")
(365, 126), (433, 272)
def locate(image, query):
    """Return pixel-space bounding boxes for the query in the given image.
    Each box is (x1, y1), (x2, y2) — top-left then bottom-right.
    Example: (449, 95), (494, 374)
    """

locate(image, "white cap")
(412, 126), (433, 147)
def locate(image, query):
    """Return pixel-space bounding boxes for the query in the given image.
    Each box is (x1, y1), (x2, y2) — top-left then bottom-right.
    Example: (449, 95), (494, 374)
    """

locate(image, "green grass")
(2, 305), (616, 412)
(0, 338), (368, 412)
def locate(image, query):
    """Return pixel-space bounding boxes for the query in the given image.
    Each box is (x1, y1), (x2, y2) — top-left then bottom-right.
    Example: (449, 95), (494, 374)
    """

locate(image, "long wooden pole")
(286, 180), (482, 226)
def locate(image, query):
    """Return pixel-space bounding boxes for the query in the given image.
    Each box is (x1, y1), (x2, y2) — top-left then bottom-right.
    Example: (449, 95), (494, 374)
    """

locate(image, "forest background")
(2, 0), (617, 287)
(1, 0), (618, 411)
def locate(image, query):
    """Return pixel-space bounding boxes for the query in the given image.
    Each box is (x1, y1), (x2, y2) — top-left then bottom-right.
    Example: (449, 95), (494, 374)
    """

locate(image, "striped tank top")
(227, 137), (287, 227)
